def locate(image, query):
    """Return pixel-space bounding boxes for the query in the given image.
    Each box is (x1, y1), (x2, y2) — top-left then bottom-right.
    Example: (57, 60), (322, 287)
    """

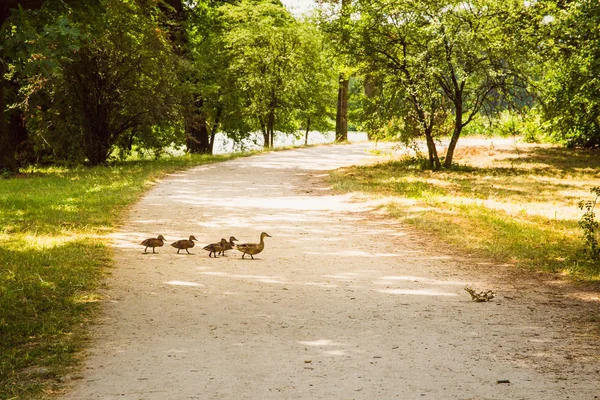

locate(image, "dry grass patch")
(330, 141), (600, 279)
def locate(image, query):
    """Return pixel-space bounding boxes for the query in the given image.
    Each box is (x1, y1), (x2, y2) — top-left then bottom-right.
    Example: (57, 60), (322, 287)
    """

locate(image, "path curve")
(63, 143), (599, 399)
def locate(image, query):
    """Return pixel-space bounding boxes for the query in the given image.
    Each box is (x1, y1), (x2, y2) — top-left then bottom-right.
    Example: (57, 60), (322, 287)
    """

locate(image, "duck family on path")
(140, 232), (272, 259)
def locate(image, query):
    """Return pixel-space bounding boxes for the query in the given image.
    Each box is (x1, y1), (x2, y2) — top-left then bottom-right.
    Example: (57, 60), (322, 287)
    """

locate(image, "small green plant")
(578, 186), (600, 258)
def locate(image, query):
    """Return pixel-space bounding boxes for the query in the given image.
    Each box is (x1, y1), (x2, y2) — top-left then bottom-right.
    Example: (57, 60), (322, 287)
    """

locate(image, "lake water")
(211, 131), (369, 154)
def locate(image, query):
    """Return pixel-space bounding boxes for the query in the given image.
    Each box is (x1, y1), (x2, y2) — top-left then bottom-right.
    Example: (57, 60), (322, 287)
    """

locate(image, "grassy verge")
(0, 152), (248, 399)
(330, 141), (600, 280)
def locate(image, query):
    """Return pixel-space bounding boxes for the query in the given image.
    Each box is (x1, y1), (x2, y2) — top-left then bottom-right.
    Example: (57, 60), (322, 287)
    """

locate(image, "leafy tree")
(540, 0), (600, 148)
(294, 21), (337, 145)
(0, 0), (77, 170)
(316, 0), (351, 142)
(15, 0), (183, 165)
(333, 0), (533, 168)
(181, 1), (249, 154)
(221, 0), (310, 148)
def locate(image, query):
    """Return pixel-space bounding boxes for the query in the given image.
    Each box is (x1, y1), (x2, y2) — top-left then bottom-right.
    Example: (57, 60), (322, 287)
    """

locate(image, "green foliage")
(2, 0), (184, 166)
(540, 1), (600, 148)
(578, 187), (600, 259)
(321, 0), (538, 168)
(221, 1), (302, 144)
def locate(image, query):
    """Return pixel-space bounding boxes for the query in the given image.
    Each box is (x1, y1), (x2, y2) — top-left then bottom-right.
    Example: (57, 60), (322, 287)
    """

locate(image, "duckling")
(141, 235), (165, 254)
(236, 232), (272, 260)
(171, 235), (198, 254)
(219, 236), (238, 256)
(204, 238), (229, 258)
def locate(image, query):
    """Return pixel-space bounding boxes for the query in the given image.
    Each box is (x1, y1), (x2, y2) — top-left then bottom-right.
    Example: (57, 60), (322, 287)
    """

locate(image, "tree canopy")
(0, 0), (599, 170)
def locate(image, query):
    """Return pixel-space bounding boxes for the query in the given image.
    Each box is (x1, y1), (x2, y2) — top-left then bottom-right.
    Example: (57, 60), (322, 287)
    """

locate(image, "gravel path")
(62, 142), (600, 399)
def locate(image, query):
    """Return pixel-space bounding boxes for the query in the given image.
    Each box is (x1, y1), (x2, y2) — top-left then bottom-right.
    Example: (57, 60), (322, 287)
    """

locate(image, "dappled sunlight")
(298, 339), (346, 347)
(0, 233), (97, 250)
(198, 271), (289, 285)
(376, 275), (467, 286)
(165, 193), (374, 214)
(376, 288), (458, 296)
(323, 272), (362, 281)
(323, 350), (347, 356)
(441, 195), (583, 222)
(302, 282), (338, 288)
(164, 280), (205, 288)
(306, 250), (401, 257)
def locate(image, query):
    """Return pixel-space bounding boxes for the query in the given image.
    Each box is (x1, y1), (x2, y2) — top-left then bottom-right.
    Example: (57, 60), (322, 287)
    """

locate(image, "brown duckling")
(219, 236), (238, 256)
(171, 235), (198, 254)
(237, 232), (271, 260)
(204, 238), (229, 258)
(141, 235), (165, 254)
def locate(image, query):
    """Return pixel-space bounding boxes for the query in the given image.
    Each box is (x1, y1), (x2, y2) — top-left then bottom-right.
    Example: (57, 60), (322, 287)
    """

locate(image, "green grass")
(330, 143), (600, 280)
(0, 152), (248, 399)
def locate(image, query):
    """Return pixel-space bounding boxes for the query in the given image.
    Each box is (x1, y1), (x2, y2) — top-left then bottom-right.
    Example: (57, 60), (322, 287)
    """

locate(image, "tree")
(427, 0), (533, 167)
(540, 0), (600, 148)
(0, 0), (56, 171)
(337, 0), (533, 168)
(294, 22), (337, 145)
(221, 0), (308, 148)
(17, 0), (182, 165)
(181, 1), (248, 154)
(316, 0), (350, 142)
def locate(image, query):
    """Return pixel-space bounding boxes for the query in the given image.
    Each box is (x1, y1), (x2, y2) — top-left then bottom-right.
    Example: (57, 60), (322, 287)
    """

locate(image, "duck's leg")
(144, 247), (148, 253)
(177, 249), (180, 254)
(152, 247), (156, 254)
(250, 254), (254, 260)
(186, 248), (191, 254)
(242, 253), (245, 259)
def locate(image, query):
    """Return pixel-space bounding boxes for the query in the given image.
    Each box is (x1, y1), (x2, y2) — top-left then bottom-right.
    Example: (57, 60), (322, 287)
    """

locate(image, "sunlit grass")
(0, 151), (251, 399)
(331, 142), (600, 280)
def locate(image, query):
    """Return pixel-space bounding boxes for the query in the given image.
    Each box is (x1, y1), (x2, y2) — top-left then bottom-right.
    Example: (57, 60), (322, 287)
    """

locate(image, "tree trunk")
(186, 97), (211, 154)
(0, 62), (15, 171)
(364, 75), (377, 140)
(424, 128), (441, 170)
(444, 101), (463, 168)
(208, 105), (222, 155)
(0, 54), (29, 171)
(335, 73), (349, 142)
(83, 109), (112, 165)
(266, 111), (275, 148)
(260, 119), (268, 148)
(187, 123), (211, 154)
(444, 124), (462, 169)
(335, 0), (350, 143)
(304, 116), (311, 145)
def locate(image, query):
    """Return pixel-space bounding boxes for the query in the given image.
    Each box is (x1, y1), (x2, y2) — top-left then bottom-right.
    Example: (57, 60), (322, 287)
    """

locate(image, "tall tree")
(0, 0), (47, 171)
(540, 0), (600, 148)
(341, 0), (533, 168)
(221, 0), (306, 148)
(295, 22), (337, 145)
(6, 0), (182, 165)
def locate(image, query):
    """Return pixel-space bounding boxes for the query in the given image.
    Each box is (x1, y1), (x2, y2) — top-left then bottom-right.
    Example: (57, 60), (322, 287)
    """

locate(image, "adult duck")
(236, 232), (271, 260)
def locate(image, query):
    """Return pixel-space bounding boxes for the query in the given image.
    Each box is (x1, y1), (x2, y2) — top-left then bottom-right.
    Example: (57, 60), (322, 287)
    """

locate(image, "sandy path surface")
(62, 142), (600, 400)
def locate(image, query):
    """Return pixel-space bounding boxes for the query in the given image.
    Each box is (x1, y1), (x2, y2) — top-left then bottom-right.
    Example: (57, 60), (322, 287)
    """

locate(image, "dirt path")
(62, 143), (599, 399)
